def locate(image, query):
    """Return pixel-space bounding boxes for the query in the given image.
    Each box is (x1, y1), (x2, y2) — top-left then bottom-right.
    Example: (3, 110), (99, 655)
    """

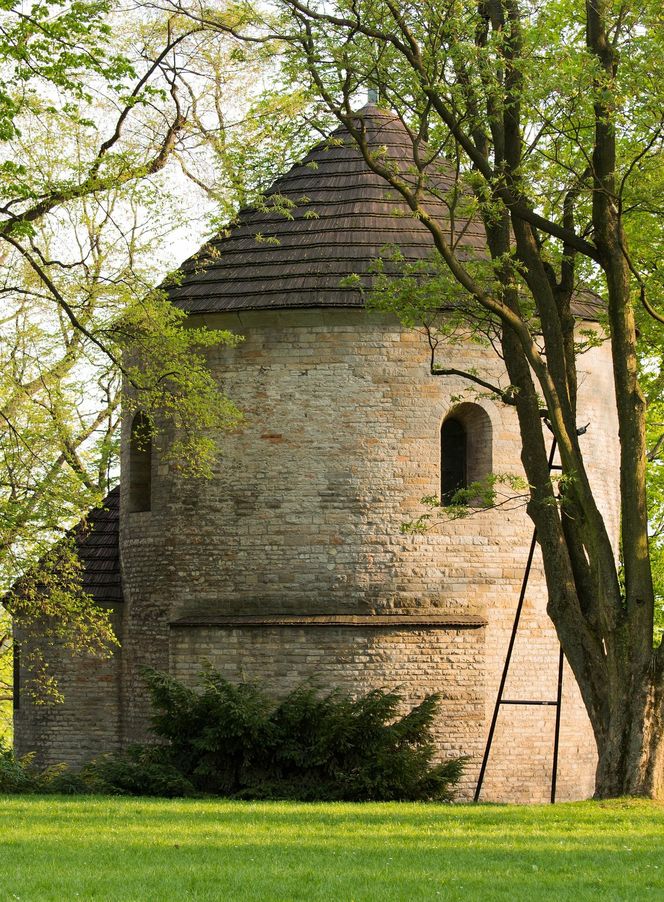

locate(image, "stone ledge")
(169, 614), (487, 629)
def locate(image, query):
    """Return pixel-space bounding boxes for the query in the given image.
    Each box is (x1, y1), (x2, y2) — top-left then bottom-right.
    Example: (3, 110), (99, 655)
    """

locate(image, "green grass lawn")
(0, 797), (661, 901)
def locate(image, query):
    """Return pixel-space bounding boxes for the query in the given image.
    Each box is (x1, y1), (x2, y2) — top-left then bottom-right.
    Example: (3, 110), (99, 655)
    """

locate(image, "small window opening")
(440, 404), (493, 506)
(441, 417), (467, 504)
(12, 641), (20, 711)
(129, 412), (152, 512)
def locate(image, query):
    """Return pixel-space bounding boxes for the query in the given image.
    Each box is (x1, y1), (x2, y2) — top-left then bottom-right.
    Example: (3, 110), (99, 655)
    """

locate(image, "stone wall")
(13, 603), (123, 767)
(117, 308), (618, 801)
(15, 307), (618, 803)
(170, 621), (486, 798)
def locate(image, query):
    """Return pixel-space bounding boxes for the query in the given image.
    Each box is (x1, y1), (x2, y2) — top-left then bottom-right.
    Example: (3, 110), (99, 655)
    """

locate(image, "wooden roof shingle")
(168, 104), (603, 321)
(168, 104), (487, 314)
(75, 486), (122, 603)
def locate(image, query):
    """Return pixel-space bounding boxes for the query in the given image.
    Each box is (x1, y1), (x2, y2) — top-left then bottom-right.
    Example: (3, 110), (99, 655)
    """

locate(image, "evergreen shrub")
(3, 670), (467, 800)
(83, 745), (196, 798)
(0, 744), (89, 794)
(106, 666), (466, 801)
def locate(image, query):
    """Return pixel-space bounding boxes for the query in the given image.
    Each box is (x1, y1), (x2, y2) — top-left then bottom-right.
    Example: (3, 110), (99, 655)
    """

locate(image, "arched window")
(440, 404), (493, 506)
(129, 411), (152, 513)
(441, 418), (467, 503)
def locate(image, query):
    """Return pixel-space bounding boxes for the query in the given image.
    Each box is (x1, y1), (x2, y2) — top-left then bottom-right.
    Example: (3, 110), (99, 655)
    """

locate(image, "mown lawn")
(0, 797), (661, 901)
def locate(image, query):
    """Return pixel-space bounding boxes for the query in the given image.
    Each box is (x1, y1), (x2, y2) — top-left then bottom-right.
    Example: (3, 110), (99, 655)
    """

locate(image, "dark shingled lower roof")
(75, 486), (122, 603)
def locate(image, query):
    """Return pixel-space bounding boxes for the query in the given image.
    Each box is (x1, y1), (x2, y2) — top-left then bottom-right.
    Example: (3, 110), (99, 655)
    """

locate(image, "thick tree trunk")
(593, 665), (664, 798)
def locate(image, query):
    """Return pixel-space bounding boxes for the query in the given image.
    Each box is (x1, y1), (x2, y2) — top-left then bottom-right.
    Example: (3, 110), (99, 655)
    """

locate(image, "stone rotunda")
(15, 105), (620, 802)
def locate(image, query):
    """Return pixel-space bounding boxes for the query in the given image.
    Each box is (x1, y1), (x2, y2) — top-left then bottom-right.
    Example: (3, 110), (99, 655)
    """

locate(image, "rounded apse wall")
(118, 306), (618, 801)
(121, 308), (523, 622)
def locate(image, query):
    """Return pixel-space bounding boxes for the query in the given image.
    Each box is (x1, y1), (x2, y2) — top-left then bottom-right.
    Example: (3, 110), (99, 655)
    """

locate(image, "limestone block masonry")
(114, 307), (617, 803)
(13, 307), (618, 803)
(13, 603), (123, 769)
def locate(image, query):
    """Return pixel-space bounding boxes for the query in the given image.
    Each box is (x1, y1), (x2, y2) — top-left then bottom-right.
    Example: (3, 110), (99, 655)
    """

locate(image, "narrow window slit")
(129, 412), (152, 513)
(441, 417), (467, 504)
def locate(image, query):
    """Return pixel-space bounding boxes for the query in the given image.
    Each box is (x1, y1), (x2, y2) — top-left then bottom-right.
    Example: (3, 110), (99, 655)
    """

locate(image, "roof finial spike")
(367, 85), (378, 104)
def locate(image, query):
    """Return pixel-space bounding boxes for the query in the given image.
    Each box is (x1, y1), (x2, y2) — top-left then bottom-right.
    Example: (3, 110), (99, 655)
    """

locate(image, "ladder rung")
(501, 699), (558, 706)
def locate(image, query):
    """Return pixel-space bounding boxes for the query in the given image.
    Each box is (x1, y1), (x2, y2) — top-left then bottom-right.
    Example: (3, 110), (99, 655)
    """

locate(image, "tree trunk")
(593, 665), (664, 798)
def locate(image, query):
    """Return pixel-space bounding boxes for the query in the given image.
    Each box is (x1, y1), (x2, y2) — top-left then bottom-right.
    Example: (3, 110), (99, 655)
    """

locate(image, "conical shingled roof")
(168, 105), (487, 313)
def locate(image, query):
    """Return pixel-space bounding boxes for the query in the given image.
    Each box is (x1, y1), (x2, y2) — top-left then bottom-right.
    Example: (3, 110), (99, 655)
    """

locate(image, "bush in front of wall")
(0, 744), (90, 794)
(0, 743), (40, 793)
(82, 745), (196, 798)
(2, 670), (467, 800)
(134, 665), (466, 801)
